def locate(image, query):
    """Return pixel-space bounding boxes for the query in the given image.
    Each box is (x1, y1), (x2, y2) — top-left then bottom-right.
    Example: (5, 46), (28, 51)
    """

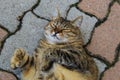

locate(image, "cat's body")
(10, 11), (98, 80)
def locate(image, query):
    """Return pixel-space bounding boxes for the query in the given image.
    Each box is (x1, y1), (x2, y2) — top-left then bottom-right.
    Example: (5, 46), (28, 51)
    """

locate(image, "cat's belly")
(53, 63), (94, 80)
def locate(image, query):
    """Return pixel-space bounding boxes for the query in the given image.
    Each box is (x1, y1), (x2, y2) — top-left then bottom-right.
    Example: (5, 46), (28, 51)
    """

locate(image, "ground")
(0, 0), (119, 80)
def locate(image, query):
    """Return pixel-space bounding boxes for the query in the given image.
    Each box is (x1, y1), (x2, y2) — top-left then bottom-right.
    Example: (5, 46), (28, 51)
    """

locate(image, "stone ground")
(0, 0), (119, 80)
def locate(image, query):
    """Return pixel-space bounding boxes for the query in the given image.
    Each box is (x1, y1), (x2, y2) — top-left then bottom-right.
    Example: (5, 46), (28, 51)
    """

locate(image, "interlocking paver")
(0, 0), (37, 32)
(0, 28), (8, 49)
(0, 12), (48, 77)
(94, 58), (107, 79)
(0, 71), (17, 80)
(34, 0), (78, 19)
(67, 7), (97, 44)
(102, 61), (120, 80)
(87, 2), (120, 63)
(78, 0), (112, 19)
(0, 0), (119, 80)
(0, 28), (8, 42)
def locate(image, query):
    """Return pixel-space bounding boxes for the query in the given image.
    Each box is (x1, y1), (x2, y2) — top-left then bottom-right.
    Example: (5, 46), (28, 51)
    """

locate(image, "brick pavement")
(0, 0), (119, 80)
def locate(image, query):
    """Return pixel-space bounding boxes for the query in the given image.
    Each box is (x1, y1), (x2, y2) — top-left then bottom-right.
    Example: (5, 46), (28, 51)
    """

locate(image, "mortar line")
(84, 0), (116, 66)
(112, 43), (120, 66)
(116, 0), (120, 4)
(78, 0), (118, 80)
(99, 43), (120, 80)
(76, 0), (115, 65)
(76, 0), (117, 80)
(77, 0), (115, 64)
(0, 0), (41, 54)
(83, 0), (115, 47)
(0, 24), (11, 34)
(0, 0), (43, 79)
(31, 0), (41, 11)
(31, 11), (50, 21)
(84, 48), (111, 66)
(65, 1), (80, 19)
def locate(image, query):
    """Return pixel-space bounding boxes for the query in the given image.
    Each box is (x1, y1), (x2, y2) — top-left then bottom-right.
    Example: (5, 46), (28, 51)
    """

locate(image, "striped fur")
(10, 49), (38, 80)
(10, 14), (98, 80)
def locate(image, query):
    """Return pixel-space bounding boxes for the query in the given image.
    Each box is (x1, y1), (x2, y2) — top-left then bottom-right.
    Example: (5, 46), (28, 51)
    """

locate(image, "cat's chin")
(46, 39), (67, 44)
(46, 37), (68, 44)
(47, 40), (57, 44)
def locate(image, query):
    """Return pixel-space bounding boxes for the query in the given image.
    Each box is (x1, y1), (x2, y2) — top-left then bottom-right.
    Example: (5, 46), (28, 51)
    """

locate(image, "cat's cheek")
(45, 30), (49, 35)
(56, 33), (63, 39)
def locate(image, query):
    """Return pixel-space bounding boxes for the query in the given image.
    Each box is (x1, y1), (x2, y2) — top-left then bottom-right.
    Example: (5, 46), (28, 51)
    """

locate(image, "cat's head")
(44, 9), (83, 44)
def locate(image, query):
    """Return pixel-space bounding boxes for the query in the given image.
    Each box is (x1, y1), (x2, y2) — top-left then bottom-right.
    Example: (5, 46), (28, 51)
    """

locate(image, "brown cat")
(10, 10), (98, 80)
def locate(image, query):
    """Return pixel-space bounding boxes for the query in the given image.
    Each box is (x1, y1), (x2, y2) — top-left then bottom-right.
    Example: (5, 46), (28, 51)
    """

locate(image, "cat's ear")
(71, 16), (83, 27)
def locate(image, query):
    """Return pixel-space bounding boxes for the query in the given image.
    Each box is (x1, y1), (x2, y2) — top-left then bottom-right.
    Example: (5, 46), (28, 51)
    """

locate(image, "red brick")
(102, 61), (120, 80)
(87, 3), (120, 63)
(78, 0), (112, 19)
(0, 28), (8, 41)
(0, 71), (17, 80)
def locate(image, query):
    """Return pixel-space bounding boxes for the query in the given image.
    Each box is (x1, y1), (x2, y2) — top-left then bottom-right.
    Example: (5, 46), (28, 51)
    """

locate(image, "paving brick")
(87, 3), (120, 63)
(0, 28), (8, 41)
(78, 0), (112, 19)
(0, 0), (37, 32)
(34, 0), (78, 19)
(102, 61), (120, 80)
(0, 71), (17, 80)
(0, 28), (8, 48)
(0, 12), (48, 78)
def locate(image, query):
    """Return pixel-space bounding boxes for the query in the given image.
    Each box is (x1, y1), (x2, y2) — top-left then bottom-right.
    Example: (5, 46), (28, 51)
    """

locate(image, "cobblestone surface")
(34, 0), (78, 19)
(0, 0), (37, 32)
(0, 0), (119, 80)
(102, 60), (120, 80)
(78, 0), (112, 19)
(0, 28), (8, 45)
(0, 71), (17, 80)
(0, 12), (48, 73)
(87, 2), (120, 63)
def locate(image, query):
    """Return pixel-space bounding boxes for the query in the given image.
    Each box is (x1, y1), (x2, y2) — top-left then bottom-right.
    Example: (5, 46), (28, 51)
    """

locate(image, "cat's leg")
(10, 48), (28, 69)
(10, 48), (38, 80)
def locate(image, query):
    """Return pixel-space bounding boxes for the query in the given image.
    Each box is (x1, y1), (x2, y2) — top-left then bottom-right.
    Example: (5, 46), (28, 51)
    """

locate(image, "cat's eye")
(62, 29), (71, 32)
(67, 33), (76, 37)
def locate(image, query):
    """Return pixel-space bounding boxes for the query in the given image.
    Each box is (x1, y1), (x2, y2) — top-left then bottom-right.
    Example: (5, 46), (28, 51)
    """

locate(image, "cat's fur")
(10, 10), (98, 80)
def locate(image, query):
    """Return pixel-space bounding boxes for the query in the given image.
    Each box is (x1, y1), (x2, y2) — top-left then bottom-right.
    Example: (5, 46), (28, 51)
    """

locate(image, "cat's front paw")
(10, 48), (26, 69)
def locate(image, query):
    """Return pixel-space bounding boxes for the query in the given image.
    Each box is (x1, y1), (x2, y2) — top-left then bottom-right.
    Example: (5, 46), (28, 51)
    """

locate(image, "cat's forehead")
(52, 17), (70, 23)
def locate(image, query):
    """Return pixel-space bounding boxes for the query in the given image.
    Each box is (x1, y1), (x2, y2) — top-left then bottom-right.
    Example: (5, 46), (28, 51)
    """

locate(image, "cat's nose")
(52, 32), (57, 36)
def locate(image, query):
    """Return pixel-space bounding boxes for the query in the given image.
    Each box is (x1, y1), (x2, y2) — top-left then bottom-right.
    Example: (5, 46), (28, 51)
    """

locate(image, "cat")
(10, 9), (98, 80)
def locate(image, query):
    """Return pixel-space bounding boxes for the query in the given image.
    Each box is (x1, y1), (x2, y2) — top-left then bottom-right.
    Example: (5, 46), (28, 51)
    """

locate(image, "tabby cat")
(10, 10), (98, 80)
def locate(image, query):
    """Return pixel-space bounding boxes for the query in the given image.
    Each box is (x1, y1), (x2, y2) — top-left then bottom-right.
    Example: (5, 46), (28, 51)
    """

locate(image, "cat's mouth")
(45, 32), (67, 44)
